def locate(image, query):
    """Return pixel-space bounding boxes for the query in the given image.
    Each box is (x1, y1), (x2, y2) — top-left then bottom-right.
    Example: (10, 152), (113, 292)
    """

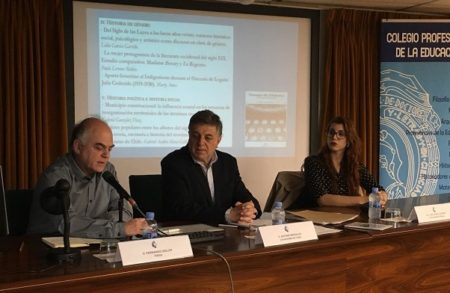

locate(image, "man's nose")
(101, 148), (111, 158)
(197, 136), (206, 144)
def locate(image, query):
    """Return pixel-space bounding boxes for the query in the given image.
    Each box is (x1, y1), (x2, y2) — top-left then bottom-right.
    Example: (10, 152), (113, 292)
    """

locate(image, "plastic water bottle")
(142, 211), (158, 239)
(368, 187), (381, 220)
(271, 201), (285, 225)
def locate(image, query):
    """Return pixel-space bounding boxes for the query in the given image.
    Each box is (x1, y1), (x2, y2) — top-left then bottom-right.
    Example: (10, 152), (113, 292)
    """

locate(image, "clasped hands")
(229, 201), (257, 225)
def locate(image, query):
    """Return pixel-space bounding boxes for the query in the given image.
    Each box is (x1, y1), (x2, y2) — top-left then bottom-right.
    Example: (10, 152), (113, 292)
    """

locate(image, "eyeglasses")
(93, 143), (115, 155)
(327, 129), (346, 139)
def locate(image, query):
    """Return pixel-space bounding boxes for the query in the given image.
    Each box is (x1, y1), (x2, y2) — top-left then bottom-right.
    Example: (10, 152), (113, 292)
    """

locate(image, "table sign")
(117, 235), (193, 266)
(411, 202), (450, 224)
(255, 221), (317, 247)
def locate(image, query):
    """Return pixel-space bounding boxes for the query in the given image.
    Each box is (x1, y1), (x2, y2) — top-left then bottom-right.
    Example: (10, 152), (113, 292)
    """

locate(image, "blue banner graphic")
(380, 21), (450, 199)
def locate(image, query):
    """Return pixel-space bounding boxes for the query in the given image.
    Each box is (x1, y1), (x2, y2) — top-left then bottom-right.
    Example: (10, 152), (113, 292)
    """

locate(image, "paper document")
(288, 210), (359, 225)
(314, 225), (342, 235)
(42, 237), (103, 248)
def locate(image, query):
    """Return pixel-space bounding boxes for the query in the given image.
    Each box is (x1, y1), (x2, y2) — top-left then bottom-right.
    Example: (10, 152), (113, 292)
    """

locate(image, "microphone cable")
(193, 247), (235, 293)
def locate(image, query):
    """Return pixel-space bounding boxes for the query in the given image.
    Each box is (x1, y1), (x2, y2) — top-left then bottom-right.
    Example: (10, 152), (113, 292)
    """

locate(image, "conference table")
(1, 208), (450, 292)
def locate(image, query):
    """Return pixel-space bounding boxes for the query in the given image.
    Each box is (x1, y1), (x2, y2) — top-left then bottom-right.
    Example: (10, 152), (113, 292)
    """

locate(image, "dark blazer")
(161, 146), (262, 224)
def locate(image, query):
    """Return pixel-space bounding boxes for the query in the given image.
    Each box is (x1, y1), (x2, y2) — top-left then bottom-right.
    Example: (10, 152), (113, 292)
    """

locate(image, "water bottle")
(271, 201), (285, 225)
(142, 211), (158, 239)
(368, 187), (381, 220)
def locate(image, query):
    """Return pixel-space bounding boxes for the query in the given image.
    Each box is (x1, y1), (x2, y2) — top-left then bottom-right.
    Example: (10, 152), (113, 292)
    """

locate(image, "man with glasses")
(28, 117), (147, 238)
(299, 116), (388, 207)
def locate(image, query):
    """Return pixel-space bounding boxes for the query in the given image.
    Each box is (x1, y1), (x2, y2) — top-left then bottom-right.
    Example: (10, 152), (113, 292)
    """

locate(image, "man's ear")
(73, 139), (82, 155)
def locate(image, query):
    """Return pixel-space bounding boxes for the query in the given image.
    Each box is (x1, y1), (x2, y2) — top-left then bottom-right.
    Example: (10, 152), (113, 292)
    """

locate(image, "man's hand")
(229, 201), (257, 224)
(124, 218), (148, 236)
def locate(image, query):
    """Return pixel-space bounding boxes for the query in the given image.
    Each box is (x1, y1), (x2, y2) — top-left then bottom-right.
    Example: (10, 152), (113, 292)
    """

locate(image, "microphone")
(102, 171), (145, 217)
(40, 179), (71, 215)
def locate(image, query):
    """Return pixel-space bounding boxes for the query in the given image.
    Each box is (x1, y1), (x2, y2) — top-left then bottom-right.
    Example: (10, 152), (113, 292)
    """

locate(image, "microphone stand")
(48, 190), (81, 263)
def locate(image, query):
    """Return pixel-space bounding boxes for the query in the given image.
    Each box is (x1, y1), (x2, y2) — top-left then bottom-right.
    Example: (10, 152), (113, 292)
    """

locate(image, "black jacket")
(161, 146), (262, 224)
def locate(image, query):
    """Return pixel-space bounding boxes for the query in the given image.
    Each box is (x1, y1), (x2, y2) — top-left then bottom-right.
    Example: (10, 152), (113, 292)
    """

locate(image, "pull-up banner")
(379, 20), (450, 199)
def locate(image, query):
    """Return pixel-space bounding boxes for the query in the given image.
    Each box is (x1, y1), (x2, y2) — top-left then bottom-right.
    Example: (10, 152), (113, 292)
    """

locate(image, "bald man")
(27, 117), (147, 238)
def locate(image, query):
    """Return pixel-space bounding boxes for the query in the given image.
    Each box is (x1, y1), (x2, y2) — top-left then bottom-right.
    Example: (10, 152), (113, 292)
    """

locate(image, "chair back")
(5, 189), (34, 235)
(264, 171), (306, 212)
(129, 174), (164, 221)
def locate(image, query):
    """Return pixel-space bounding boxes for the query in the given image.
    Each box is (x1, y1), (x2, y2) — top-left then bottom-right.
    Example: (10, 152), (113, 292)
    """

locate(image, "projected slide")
(98, 18), (234, 148)
(74, 3), (307, 157)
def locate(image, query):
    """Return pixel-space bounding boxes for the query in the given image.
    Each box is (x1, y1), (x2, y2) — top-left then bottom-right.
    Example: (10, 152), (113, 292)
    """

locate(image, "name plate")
(413, 202), (450, 224)
(255, 221), (318, 247)
(117, 235), (193, 266)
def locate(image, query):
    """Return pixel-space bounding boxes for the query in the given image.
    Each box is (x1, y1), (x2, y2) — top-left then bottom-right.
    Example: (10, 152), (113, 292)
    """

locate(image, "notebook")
(42, 237), (103, 248)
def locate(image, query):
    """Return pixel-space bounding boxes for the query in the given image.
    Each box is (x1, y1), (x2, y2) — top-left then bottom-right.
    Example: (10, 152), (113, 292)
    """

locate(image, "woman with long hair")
(303, 116), (388, 207)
